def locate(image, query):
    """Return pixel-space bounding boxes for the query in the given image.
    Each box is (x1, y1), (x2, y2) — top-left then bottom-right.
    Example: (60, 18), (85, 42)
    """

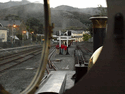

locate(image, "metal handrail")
(20, 0), (52, 93)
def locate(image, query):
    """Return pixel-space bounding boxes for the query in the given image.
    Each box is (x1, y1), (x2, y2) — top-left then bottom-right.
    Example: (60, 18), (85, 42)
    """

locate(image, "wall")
(0, 30), (7, 42)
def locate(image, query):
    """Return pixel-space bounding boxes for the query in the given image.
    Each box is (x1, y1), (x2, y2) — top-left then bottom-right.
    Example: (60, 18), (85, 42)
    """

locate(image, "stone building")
(0, 20), (27, 33)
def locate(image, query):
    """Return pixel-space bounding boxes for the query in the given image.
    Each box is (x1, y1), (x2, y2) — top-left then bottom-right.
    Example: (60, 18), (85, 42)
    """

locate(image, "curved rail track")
(45, 46), (57, 74)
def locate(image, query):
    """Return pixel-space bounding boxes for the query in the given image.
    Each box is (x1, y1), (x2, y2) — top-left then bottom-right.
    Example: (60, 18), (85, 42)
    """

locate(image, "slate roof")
(0, 27), (7, 30)
(69, 30), (84, 34)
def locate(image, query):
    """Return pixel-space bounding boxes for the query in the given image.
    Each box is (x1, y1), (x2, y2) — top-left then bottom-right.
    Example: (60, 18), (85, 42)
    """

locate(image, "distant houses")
(70, 30), (91, 42)
(0, 20), (26, 35)
(52, 30), (91, 42)
(0, 20), (27, 42)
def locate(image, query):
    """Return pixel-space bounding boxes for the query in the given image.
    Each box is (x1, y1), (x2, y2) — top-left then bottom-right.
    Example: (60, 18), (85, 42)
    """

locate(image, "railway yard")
(0, 42), (93, 94)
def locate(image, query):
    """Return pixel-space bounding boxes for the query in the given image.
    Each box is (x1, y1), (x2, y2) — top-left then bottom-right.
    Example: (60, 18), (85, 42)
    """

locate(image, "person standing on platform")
(61, 43), (65, 54)
(64, 45), (67, 54)
(56, 43), (59, 54)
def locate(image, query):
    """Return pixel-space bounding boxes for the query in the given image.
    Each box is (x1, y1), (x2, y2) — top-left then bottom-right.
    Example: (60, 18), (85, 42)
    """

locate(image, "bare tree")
(96, 5), (107, 16)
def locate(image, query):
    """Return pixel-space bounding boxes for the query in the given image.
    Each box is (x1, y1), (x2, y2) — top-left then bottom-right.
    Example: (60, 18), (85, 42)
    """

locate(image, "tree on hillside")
(68, 11), (91, 24)
(4, 14), (20, 20)
(25, 17), (43, 34)
(83, 33), (92, 41)
(96, 5), (107, 16)
(86, 24), (93, 37)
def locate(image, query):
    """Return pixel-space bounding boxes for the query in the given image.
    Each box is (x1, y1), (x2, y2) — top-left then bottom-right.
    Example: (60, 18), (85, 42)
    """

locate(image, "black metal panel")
(75, 64), (87, 84)
(114, 13), (124, 39)
(64, 0), (125, 94)
(93, 28), (106, 52)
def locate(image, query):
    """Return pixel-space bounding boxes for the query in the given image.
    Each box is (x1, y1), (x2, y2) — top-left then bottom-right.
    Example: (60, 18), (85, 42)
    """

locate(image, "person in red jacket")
(61, 43), (65, 54)
(64, 45), (67, 54)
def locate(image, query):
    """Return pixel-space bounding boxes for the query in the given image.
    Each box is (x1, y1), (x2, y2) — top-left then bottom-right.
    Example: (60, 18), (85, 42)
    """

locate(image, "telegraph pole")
(12, 24), (16, 47)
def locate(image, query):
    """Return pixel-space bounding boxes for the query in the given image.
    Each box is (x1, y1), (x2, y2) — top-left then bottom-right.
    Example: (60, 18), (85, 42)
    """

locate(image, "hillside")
(54, 5), (106, 15)
(0, 0), (30, 9)
(0, 2), (107, 31)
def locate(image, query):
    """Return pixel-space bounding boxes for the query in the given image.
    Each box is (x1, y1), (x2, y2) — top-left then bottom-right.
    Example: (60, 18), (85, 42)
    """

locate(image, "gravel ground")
(0, 54), (41, 94)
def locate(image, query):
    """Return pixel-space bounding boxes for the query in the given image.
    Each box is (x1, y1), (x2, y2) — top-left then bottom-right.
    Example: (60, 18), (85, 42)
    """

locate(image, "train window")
(0, 0), (107, 94)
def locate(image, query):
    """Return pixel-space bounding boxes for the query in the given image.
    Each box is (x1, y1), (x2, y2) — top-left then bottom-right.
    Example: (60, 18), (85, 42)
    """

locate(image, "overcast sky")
(0, 0), (107, 8)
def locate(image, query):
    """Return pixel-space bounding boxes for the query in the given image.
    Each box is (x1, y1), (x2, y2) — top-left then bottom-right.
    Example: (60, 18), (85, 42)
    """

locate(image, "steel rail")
(0, 47), (41, 61)
(20, 0), (53, 93)
(0, 48), (41, 65)
(46, 47), (56, 74)
(78, 46), (86, 63)
(0, 49), (42, 73)
(0, 44), (41, 53)
(48, 47), (57, 70)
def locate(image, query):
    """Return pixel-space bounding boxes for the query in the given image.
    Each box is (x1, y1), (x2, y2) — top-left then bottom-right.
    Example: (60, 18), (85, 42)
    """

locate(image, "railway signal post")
(12, 24), (16, 47)
(66, 31), (71, 55)
(22, 30), (26, 46)
(58, 30), (62, 55)
(66, 35), (70, 55)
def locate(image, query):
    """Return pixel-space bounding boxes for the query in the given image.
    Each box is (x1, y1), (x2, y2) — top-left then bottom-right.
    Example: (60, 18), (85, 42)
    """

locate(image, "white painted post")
(59, 36), (61, 47)
(67, 36), (68, 47)
(59, 30), (62, 55)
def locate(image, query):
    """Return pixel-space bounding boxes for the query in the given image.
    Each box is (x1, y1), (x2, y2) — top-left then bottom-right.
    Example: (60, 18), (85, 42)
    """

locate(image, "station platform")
(37, 42), (92, 93)
(50, 43), (76, 90)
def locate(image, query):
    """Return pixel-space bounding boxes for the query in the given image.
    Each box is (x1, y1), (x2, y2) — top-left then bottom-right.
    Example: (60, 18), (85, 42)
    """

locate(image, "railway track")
(74, 45), (92, 66)
(45, 47), (57, 74)
(0, 45), (56, 74)
(0, 48), (42, 73)
(0, 47), (41, 61)
(74, 46), (86, 65)
(0, 44), (42, 57)
(0, 45), (57, 94)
